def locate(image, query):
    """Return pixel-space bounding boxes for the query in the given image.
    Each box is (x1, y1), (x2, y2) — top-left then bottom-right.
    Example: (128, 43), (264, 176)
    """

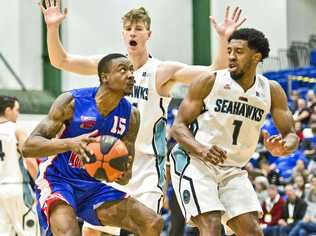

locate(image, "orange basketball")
(85, 135), (129, 182)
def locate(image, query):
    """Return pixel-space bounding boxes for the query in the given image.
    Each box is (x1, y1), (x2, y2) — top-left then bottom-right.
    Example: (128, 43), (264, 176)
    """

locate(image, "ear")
(100, 72), (108, 84)
(253, 52), (262, 63)
(147, 30), (152, 39)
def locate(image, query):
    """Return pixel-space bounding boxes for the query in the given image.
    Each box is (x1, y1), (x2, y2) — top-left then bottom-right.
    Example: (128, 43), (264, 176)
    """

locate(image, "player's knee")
(51, 223), (81, 236)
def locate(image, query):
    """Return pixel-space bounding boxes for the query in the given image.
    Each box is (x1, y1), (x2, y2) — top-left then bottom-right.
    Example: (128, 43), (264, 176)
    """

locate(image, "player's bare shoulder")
(188, 71), (217, 100)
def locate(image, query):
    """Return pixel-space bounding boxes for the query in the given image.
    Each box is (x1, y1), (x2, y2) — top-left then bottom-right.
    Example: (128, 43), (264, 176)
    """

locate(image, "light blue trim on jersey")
(152, 117), (167, 190)
(170, 144), (189, 174)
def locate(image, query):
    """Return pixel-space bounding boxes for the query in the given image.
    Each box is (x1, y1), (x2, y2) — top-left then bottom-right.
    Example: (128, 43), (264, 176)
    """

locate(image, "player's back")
(194, 69), (271, 167)
(0, 121), (23, 194)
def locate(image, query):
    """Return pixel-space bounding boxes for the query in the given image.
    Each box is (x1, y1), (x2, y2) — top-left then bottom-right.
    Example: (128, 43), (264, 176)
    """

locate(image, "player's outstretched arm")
(263, 81), (299, 156)
(210, 6), (246, 70)
(117, 107), (140, 185)
(39, 0), (102, 75)
(170, 72), (226, 165)
(22, 92), (97, 159)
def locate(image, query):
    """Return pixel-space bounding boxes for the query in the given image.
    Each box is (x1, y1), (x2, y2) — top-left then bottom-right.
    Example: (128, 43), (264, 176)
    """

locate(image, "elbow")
(50, 57), (64, 70)
(21, 140), (36, 158)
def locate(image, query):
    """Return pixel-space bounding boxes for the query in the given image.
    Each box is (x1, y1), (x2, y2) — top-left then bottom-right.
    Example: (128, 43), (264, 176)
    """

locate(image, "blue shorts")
(35, 159), (127, 235)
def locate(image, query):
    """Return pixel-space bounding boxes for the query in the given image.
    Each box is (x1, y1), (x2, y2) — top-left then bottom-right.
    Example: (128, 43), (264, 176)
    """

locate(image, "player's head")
(228, 28), (270, 80)
(98, 53), (134, 95)
(0, 95), (20, 122)
(122, 7), (152, 54)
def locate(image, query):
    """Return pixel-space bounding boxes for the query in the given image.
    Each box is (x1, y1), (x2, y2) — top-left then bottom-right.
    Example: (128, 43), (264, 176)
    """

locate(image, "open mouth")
(129, 40), (137, 46)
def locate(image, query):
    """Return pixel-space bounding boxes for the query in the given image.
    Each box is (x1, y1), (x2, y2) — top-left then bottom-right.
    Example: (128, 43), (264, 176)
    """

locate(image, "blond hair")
(122, 7), (151, 30)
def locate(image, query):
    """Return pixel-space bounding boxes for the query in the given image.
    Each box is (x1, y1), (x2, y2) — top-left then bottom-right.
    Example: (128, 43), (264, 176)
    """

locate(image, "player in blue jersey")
(22, 53), (163, 236)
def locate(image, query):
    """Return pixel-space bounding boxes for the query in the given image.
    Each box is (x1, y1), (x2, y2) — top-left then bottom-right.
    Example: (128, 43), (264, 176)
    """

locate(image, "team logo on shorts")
(183, 190), (190, 204)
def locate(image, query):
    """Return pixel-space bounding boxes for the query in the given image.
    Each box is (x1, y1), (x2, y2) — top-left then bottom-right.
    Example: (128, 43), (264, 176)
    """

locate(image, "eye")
(120, 68), (127, 73)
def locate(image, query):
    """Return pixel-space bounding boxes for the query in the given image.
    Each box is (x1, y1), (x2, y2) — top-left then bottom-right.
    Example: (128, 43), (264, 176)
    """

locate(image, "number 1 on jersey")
(232, 120), (242, 145)
(0, 140), (5, 161)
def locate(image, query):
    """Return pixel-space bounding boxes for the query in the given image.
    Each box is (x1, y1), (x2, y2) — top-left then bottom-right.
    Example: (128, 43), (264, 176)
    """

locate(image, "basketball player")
(22, 54), (164, 236)
(168, 28), (299, 236)
(39, 1), (246, 235)
(0, 96), (39, 236)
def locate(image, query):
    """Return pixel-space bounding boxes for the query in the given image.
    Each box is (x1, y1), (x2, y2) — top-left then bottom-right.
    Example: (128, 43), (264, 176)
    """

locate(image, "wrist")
(47, 24), (60, 32)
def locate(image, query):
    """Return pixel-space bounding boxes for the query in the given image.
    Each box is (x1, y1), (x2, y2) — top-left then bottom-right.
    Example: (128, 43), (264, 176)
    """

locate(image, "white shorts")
(0, 185), (40, 236)
(169, 145), (262, 234)
(83, 153), (164, 234)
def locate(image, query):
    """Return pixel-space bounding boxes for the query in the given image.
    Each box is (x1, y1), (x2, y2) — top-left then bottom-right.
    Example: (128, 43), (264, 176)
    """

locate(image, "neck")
(95, 86), (123, 116)
(0, 117), (9, 123)
(128, 49), (149, 70)
(235, 68), (257, 92)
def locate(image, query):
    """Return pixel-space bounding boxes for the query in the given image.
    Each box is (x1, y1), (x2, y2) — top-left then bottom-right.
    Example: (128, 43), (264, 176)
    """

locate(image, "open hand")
(210, 6), (246, 40)
(262, 130), (297, 156)
(39, 0), (67, 29)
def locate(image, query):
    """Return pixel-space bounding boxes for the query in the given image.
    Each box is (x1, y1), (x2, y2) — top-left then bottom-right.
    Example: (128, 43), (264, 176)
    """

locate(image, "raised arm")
(155, 6), (246, 97)
(40, 0), (102, 75)
(22, 92), (97, 159)
(262, 81), (299, 156)
(209, 6), (246, 70)
(170, 72), (226, 165)
(116, 107), (140, 185)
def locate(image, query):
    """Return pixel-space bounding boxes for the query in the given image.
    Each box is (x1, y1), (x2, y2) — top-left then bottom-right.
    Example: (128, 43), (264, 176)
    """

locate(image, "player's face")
(5, 101), (20, 122)
(122, 20), (151, 55)
(107, 58), (135, 95)
(228, 40), (258, 80)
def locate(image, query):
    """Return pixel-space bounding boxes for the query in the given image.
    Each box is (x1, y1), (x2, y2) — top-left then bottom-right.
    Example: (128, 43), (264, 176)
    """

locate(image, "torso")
(194, 69), (271, 167)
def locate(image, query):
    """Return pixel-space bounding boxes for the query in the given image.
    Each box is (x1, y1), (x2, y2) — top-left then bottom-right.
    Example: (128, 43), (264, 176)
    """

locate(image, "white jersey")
(193, 69), (271, 167)
(0, 121), (23, 185)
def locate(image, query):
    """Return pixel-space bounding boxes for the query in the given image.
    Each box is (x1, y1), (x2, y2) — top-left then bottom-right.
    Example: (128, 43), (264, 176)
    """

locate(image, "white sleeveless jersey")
(126, 57), (170, 157)
(193, 69), (271, 167)
(0, 121), (23, 184)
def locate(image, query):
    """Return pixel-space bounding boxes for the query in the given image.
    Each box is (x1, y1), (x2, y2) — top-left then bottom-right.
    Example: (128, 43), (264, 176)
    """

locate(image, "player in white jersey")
(168, 28), (299, 236)
(0, 96), (39, 236)
(39, 0), (246, 234)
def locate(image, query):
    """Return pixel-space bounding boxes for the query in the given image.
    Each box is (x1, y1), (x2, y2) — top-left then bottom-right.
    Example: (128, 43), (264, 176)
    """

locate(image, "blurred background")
(1, 0), (316, 235)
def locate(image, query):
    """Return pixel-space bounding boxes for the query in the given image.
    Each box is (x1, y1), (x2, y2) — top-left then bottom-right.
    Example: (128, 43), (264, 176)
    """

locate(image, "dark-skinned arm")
(22, 92), (97, 159)
(170, 72), (227, 164)
(263, 81), (299, 156)
(116, 107), (140, 185)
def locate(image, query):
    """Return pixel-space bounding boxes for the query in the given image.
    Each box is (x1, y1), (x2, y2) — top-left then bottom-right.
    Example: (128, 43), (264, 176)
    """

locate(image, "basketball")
(85, 135), (129, 182)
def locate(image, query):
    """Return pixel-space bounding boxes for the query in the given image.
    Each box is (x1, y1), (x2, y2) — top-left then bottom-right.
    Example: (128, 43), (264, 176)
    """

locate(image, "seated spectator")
(306, 89), (316, 108)
(294, 98), (311, 128)
(293, 175), (307, 199)
(292, 159), (309, 182)
(254, 176), (269, 204)
(260, 185), (285, 228)
(289, 90), (300, 114)
(310, 103), (316, 124)
(263, 185), (307, 236)
(288, 176), (316, 236)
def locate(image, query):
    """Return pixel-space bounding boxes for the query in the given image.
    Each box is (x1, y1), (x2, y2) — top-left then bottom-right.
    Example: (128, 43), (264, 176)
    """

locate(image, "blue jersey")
(35, 87), (132, 234)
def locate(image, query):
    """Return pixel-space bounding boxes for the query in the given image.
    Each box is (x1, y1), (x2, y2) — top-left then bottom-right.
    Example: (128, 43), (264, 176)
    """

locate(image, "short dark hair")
(0, 96), (18, 115)
(228, 28), (270, 61)
(97, 53), (127, 83)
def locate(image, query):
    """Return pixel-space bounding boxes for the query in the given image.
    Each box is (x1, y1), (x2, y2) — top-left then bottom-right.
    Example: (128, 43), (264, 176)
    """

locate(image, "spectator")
(260, 185), (285, 228)
(289, 90), (300, 114)
(263, 184), (307, 236)
(292, 159), (309, 182)
(293, 98), (311, 128)
(254, 176), (269, 204)
(306, 89), (316, 108)
(293, 175), (306, 198)
(288, 176), (316, 236)
(258, 158), (281, 185)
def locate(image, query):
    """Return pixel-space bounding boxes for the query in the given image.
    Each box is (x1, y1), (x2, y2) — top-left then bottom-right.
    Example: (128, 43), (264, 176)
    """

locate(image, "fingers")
(262, 130), (270, 141)
(224, 6), (230, 20)
(209, 16), (217, 27)
(56, 0), (60, 9)
(38, 2), (46, 12)
(231, 7), (239, 21)
(88, 129), (99, 138)
(64, 7), (68, 17)
(79, 143), (91, 163)
(236, 17), (247, 28)
(45, 0), (50, 8)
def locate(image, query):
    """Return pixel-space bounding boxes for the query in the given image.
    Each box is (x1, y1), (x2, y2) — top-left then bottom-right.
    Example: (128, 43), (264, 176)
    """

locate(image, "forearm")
(210, 35), (229, 70)
(47, 26), (68, 69)
(22, 136), (72, 158)
(171, 123), (203, 156)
